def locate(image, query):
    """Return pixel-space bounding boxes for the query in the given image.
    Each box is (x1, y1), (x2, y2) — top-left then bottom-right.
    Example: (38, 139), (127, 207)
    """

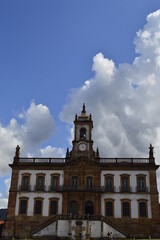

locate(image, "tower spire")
(81, 103), (86, 116)
(82, 103), (86, 113)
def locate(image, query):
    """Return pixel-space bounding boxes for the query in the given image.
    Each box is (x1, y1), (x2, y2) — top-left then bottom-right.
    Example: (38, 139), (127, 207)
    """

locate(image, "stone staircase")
(30, 214), (128, 238)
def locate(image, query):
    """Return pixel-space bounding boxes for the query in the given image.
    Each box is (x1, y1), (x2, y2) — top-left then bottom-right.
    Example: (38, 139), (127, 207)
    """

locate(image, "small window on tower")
(72, 176), (78, 188)
(80, 128), (86, 139)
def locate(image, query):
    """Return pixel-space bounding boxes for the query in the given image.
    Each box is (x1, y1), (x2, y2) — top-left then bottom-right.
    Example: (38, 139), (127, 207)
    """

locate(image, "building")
(3, 105), (160, 239)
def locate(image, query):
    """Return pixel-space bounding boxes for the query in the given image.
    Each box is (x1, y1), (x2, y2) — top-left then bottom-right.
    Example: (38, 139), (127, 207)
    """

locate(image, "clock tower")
(70, 104), (98, 160)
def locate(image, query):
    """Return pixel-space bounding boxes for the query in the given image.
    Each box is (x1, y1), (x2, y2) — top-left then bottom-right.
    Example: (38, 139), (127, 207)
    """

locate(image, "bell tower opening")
(80, 128), (86, 139)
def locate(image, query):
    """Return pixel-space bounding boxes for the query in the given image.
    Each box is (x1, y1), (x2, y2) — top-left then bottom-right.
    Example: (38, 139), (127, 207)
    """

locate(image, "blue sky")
(1, 0), (160, 208)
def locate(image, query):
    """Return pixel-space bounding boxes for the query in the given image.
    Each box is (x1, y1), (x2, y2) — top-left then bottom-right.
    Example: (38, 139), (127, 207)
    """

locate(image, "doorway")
(85, 201), (94, 215)
(69, 201), (78, 216)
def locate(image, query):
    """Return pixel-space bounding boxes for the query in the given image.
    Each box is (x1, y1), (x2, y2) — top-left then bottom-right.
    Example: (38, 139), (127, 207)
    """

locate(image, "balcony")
(136, 187), (149, 193)
(119, 186), (132, 193)
(18, 185), (149, 193)
(101, 186), (115, 193)
(100, 158), (150, 164)
(18, 157), (153, 165)
(19, 185), (30, 191)
(18, 185), (102, 192)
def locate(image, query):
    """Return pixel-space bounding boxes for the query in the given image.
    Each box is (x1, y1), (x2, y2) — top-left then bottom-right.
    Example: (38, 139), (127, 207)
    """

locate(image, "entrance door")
(85, 201), (94, 215)
(69, 201), (78, 216)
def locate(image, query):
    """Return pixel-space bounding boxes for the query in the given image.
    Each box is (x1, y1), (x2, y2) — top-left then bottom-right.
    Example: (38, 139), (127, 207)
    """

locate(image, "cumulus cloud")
(60, 9), (160, 194)
(37, 145), (65, 158)
(0, 101), (64, 176)
(0, 178), (10, 208)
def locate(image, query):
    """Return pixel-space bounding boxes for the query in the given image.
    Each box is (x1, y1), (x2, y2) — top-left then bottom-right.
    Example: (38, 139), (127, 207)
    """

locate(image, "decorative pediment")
(65, 156), (100, 167)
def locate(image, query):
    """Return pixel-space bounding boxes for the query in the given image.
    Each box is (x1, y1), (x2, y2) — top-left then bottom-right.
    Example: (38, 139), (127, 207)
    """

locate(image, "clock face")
(78, 143), (87, 151)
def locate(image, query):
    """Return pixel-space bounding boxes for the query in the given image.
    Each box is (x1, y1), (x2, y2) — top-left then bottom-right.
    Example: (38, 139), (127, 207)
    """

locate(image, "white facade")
(101, 170), (150, 191)
(15, 170), (64, 216)
(101, 170), (151, 218)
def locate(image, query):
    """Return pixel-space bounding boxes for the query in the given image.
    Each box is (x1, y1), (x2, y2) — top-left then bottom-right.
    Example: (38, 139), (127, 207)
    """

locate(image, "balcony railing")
(18, 157), (152, 165)
(136, 187), (149, 193)
(100, 158), (150, 164)
(119, 186), (132, 193)
(101, 186), (115, 192)
(18, 185), (149, 193)
(19, 158), (66, 163)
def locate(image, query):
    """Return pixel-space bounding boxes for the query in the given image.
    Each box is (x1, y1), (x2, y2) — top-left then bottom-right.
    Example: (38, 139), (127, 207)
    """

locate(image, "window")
(50, 200), (58, 215)
(36, 175), (45, 191)
(19, 198), (28, 214)
(51, 175), (59, 190)
(137, 176), (146, 192)
(80, 128), (86, 139)
(105, 201), (114, 217)
(121, 175), (130, 192)
(21, 175), (30, 191)
(122, 200), (130, 217)
(105, 175), (114, 192)
(72, 176), (78, 188)
(139, 201), (147, 217)
(86, 176), (93, 190)
(34, 199), (43, 215)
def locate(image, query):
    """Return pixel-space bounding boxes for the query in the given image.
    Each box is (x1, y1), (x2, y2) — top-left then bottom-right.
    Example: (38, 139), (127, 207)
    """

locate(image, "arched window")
(105, 175), (114, 192)
(72, 176), (78, 188)
(85, 201), (94, 215)
(51, 175), (59, 191)
(19, 198), (28, 215)
(138, 200), (147, 217)
(137, 175), (146, 192)
(105, 200), (114, 217)
(80, 128), (86, 139)
(120, 175), (130, 192)
(34, 198), (43, 215)
(86, 176), (93, 190)
(121, 200), (131, 217)
(50, 199), (58, 215)
(69, 201), (78, 216)
(36, 174), (45, 191)
(21, 174), (30, 191)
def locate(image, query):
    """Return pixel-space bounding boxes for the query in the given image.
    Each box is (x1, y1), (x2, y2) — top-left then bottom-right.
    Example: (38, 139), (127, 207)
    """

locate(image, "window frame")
(86, 176), (93, 190)
(21, 173), (31, 191)
(19, 197), (28, 215)
(121, 199), (131, 218)
(136, 174), (146, 192)
(138, 199), (148, 218)
(50, 174), (60, 191)
(36, 173), (45, 191)
(105, 198), (114, 217)
(34, 197), (44, 215)
(120, 174), (131, 192)
(49, 198), (59, 216)
(72, 176), (78, 189)
(104, 174), (114, 192)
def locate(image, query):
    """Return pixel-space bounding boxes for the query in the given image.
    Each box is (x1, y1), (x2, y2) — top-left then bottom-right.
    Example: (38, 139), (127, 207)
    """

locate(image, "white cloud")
(60, 10), (160, 191)
(38, 146), (65, 158)
(0, 198), (8, 209)
(0, 178), (10, 208)
(0, 101), (63, 176)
